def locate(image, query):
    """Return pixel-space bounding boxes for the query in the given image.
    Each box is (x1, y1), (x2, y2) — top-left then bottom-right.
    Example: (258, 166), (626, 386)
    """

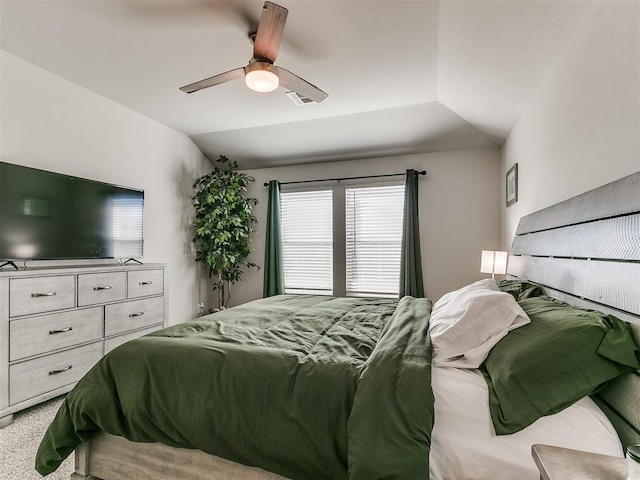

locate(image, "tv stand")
(0, 261), (19, 270)
(123, 258), (143, 265)
(0, 263), (167, 427)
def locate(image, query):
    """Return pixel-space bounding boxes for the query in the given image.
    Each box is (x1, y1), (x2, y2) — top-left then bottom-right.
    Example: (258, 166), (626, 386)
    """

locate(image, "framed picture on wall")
(506, 163), (518, 207)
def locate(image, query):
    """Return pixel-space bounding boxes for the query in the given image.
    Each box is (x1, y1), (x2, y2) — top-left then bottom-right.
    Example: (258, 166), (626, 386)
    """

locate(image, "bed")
(35, 171), (640, 480)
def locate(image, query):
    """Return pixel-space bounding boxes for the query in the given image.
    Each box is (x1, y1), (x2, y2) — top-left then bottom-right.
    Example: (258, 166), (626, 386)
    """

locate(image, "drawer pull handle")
(129, 312), (145, 318)
(139, 281), (153, 285)
(93, 285), (113, 291)
(49, 327), (73, 335)
(31, 291), (56, 298)
(49, 365), (72, 376)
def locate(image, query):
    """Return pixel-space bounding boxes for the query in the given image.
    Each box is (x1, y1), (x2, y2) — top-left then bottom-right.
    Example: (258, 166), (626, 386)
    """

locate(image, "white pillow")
(429, 278), (530, 368)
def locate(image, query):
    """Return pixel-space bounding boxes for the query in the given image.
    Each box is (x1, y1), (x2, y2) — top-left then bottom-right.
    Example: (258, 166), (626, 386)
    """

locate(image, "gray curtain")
(399, 169), (425, 298)
(263, 180), (284, 297)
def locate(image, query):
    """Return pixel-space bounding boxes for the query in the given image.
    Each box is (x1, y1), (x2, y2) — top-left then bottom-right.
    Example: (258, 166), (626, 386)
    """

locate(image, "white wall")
(502, 0), (640, 248)
(233, 148), (501, 305)
(0, 51), (212, 324)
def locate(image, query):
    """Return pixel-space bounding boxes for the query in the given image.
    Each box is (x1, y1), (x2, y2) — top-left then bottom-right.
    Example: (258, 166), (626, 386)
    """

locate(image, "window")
(280, 183), (405, 298)
(280, 189), (333, 295)
(346, 185), (404, 297)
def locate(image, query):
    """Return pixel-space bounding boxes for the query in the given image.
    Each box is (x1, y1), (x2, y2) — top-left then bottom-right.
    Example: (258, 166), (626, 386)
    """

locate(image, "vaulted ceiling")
(0, 0), (591, 168)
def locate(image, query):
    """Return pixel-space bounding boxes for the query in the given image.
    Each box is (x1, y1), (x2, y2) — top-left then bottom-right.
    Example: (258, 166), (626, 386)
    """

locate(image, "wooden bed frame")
(70, 171), (640, 479)
(71, 431), (285, 480)
(508, 170), (640, 449)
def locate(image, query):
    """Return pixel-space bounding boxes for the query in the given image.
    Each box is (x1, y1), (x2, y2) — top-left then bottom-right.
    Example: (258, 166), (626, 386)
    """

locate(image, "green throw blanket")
(36, 294), (433, 479)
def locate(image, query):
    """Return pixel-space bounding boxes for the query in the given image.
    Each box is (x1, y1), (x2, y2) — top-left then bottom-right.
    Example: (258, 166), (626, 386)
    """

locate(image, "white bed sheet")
(430, 366), (623, 480)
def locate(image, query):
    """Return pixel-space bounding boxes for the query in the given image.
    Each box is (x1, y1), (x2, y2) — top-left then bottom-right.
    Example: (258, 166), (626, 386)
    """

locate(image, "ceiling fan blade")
(277, 67), (328, 103)
(179, 67), (244, 94)
(253, 2), (288, 63)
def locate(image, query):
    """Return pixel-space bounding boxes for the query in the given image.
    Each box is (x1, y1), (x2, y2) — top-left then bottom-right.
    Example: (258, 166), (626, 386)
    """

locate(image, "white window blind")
(281, 189), (333, 295)
(346, 185), (405, 297)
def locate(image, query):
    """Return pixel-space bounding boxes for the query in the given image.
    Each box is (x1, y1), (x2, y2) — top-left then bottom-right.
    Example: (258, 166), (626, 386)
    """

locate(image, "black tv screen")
(0, 162), (144, 261)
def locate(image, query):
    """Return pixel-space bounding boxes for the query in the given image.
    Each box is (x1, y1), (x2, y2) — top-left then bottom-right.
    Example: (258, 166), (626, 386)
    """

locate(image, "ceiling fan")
(179, 1), (328, 103)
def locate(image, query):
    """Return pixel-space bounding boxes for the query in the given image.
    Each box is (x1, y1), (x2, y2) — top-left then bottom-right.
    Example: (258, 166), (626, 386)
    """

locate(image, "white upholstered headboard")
(507, 171), (640, 448)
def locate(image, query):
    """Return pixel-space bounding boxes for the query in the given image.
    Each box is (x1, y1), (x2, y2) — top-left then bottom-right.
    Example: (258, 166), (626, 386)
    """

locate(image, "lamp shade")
(480, 250), (496, 274)
(480, 250), (508, 278)
(244, 62), (279, 93)
(494, 251), (508, 275)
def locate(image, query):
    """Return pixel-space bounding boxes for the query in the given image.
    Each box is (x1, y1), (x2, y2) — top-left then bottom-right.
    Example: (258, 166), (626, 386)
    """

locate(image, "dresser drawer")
(104, 325), (163, 355)
(9, 275), (76, 317)
(78, 271), (126, 306)
(105, 297), (164, 337)
(9, 341), (103, 405)
(127, 269), (164, 298)
(10, 307), (103, 362)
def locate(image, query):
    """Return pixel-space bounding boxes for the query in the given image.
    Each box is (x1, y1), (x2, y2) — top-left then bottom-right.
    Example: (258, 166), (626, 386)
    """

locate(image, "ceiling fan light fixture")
(244, 62), (279, 93)
(178, 2), (326, 102)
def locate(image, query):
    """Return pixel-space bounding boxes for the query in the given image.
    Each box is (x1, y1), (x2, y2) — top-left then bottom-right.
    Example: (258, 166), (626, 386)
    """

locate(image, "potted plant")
(192, 155), (258, 310)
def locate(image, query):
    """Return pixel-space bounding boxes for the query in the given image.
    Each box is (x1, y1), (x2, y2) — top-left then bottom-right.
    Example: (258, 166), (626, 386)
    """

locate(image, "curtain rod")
(263, 170), (426, 187)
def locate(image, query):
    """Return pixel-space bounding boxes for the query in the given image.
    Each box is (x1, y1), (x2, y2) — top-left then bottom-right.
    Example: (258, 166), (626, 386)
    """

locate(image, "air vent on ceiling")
(286, 91), (316, 105)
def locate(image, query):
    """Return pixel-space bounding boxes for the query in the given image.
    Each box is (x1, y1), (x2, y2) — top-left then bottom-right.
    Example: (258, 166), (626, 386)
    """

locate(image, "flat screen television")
(0, 162), (144, 262)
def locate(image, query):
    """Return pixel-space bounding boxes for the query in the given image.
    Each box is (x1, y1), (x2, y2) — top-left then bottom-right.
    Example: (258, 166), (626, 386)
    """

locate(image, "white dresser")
(0, 263), (168, 426)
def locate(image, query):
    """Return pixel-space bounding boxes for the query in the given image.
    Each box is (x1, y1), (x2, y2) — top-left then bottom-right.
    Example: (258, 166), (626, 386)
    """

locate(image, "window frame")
(279, 180), (404, 298)
(345, 182), (405, 298)
(280, 186), (334, 296)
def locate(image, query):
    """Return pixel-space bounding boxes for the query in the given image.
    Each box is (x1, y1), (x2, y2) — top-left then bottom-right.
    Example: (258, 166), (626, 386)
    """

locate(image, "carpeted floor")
(0, 396), (73, 480)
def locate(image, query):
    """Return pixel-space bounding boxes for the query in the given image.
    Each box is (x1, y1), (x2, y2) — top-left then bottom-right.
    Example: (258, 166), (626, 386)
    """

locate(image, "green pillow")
(497, 279), (544, 301)
(482, 295), (640, 435)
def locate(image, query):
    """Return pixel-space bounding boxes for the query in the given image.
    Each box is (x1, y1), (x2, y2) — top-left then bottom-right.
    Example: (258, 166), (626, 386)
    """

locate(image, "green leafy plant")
(192, 155), (258, 309)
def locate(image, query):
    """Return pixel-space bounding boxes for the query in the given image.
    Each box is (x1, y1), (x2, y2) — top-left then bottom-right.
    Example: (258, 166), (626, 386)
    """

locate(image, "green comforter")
(36, 294), (433, 479)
